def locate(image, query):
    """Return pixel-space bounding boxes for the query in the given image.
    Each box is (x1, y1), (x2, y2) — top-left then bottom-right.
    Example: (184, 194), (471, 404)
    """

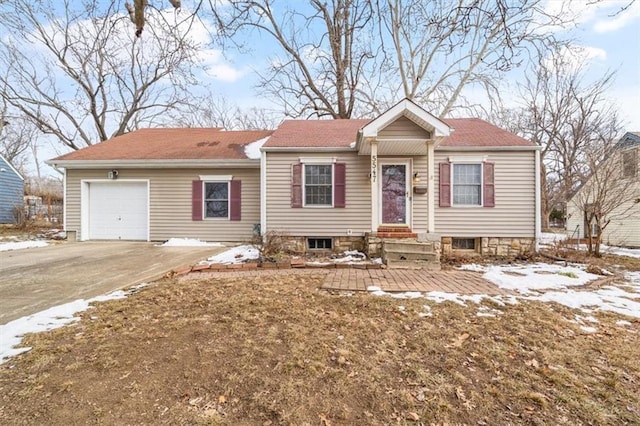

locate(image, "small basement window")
(452, 238), (476, 250)
(308, 238), (333, 250)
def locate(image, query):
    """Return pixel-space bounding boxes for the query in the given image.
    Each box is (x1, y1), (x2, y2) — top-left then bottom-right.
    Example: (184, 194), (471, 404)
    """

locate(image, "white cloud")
(544, 44), (607, 72)
(593, 1), (640, 33)
(540, 0), (640, 33)
(608, 86), (640, 131)
(205, 63), (247, 82)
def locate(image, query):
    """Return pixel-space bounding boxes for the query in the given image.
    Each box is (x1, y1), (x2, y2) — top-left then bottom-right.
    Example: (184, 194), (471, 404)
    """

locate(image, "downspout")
(260, 150), (267, 237)
(534, 149), (541, 252)
(427, 142), (435, 233)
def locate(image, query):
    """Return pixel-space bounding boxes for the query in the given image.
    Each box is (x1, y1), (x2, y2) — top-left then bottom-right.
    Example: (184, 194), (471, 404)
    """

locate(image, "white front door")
(88, 181), (148, 240)
(379, 161), (411, 226)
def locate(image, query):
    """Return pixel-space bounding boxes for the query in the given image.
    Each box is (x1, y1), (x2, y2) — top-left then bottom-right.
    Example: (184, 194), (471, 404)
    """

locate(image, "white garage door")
(88, 181), (148, 240)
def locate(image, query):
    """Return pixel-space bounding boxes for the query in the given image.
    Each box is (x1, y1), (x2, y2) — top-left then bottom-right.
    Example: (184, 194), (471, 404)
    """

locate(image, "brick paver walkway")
(322, 269), (514, 295)
(183, 268), (512, 296)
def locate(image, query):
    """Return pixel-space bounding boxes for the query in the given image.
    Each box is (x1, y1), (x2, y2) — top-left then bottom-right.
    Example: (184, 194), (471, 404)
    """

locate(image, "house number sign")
(371, 155), (377, 183)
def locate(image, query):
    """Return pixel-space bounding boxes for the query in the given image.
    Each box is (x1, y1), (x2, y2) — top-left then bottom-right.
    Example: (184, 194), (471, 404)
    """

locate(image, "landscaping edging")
(167, 260), (384, 277)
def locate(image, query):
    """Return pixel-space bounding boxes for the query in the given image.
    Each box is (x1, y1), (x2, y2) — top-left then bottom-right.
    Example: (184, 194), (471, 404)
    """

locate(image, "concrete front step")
(384, 251), (438, 262)
(386, 259), (441, 270)
(383, 240), (436, 254)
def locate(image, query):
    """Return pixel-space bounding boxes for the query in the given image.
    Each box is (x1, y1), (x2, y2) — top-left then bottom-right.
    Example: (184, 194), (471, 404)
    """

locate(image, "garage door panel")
(88, 182), (148, 240)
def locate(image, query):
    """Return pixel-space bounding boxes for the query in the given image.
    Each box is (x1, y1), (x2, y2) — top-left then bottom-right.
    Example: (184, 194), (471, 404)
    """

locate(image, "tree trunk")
(540, 163), (550, 230)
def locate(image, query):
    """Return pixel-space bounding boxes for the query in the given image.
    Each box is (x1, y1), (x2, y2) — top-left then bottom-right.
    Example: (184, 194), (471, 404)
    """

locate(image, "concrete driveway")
(0, 242), (226, 324)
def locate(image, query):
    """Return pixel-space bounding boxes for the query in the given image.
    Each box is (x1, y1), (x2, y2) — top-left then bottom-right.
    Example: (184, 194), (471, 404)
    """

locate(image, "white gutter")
(436, 146), (542, 152)
(262, 147), (357, 153)
(534, 149), (541, 251)
(260, 150), (267, 236)
(45, 159), (260, 169)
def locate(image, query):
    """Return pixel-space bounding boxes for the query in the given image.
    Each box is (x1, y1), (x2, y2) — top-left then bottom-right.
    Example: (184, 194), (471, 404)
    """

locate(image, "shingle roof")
(442, 118), (535, 147)
(52, 128), (274, 161)
(264, 117), (534, 149)
(51, 116), (535, 163)
(617, 131), (640, 149)
(264, 119), (371, 148)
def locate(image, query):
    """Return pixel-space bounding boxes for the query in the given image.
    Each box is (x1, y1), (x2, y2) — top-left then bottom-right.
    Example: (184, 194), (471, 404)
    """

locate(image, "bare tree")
(0, 0), (204, 151)
(493, 48), (621, 228)
(173, 95), (282, 130)
(208, 0), (375, 119)
(571, 141), (640, 256)
(0, 97), (36, 171)
(368, 0), (566, 117)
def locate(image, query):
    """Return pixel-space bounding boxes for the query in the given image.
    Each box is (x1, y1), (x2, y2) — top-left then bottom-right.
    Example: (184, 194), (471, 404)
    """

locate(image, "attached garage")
(82, 180), (149, 241)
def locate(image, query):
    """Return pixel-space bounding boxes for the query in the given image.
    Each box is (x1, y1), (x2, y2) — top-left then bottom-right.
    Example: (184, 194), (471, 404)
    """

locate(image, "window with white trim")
(452, 164), (482, 206)
(204, 182), (229, 218)
(622, 149), (638, 178)
(304, 164), (333, 206)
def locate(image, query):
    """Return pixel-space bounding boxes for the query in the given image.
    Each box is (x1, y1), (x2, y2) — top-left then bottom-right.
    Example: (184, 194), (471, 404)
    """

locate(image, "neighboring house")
(47, 99), (542, 261)
(566, 132), (640, 248)
(0, 154), (24, 224)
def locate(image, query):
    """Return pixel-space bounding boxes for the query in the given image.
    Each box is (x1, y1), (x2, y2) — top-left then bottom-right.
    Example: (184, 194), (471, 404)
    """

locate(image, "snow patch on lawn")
(0, 240), (49, 252)
(244, 136), (269, 160)
(158, 238), (223, 247)
(539, 232), (567, 245)
(567, 243), (640, 258)
(368, 261), (640, 320)
(201, 245), (259, 265)
(0, 290), (133, 364)
(459, 262), (600, 294)
(596, 245), (640, 258)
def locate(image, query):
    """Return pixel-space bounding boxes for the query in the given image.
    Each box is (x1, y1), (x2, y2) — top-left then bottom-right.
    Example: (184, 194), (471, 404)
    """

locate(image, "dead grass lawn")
(1, 272), (639, 425)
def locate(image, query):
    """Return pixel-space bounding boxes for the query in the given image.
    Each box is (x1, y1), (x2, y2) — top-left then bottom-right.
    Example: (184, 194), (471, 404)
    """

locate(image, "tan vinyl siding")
(378, 116), (430, 139)
(409, 156), (429, 232)
(265, 152), (430, 236)
(567, 181), (640, 247)
(434, 150), (535, 237)
(601, 193), (640, 246)
(565, 199), (582, 239)
(66, 168), (259, 241)
(265, 152), (370, 236)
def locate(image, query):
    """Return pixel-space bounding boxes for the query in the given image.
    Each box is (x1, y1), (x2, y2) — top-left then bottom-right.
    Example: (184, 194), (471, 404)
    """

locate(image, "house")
(0, 154), (24, 224)
(566, 132), (640, 248)
(47, 99), (541, 263)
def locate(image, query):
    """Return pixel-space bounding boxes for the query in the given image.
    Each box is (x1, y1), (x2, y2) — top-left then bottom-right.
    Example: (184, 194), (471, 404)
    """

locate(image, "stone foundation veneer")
(281, 236), (366, 254)
(441, 237), (535, 256)
(276, 234), (533, 258)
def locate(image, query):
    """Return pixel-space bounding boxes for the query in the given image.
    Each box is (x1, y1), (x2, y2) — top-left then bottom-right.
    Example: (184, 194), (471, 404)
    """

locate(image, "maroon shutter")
(483, 162), (495, 207)
(334, 163), (346, 208)
(192, 180), (203, 221)
(291, 163), (303, 208)
(439, 162), (451, 207)
(229, 180), (241, 221)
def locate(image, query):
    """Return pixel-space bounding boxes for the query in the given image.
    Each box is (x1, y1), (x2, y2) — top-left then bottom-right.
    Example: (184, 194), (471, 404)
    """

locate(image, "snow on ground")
(0, 240), (49, 252)
(332, 250), (367, 263)
(458, 262), (600, 294)
(244, 136), (270, 160)
(158, 238), (224, 247)
(200, 245), (259, 265)
(368, 262), (640, 320)
(539, 232), (567, 245)
(0, 288), (142, 364)
(585, 244), (640, 258)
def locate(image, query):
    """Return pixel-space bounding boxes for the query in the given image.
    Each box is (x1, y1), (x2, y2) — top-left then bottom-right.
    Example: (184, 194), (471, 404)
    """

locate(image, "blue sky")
(204, 0), (640, 129)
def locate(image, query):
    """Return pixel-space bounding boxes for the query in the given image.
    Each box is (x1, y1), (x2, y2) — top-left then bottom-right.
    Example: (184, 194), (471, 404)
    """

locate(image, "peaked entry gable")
(357, 98), (452, 155)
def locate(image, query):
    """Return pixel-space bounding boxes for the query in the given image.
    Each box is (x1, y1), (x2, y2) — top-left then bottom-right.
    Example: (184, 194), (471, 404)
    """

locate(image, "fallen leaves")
(446, 332), (470, 348)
